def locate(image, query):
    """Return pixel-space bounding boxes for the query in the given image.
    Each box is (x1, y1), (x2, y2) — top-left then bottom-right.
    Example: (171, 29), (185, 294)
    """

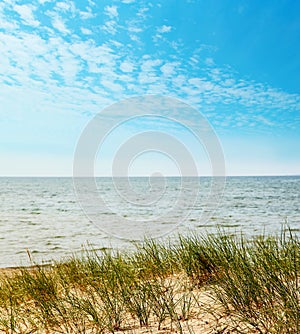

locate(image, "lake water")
(0, 176), (299, 268)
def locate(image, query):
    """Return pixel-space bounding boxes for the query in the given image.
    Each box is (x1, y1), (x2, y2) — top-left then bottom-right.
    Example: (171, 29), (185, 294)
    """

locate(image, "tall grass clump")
(131, 238), (177, 279)
(0, 227), (299, 333)
(174, 234), (218, 285)
(211, 229), (300, 333)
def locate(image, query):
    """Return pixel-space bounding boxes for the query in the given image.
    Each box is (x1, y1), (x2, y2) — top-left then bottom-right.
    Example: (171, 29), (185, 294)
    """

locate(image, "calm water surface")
(0, 176), (299, 267)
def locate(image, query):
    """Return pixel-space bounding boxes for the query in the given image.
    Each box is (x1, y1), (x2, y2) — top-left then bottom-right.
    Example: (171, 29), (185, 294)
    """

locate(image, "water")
(0, 176), (299, 268)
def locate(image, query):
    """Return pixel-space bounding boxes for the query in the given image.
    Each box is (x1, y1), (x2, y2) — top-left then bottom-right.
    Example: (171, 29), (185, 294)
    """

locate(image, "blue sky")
(0, 0), (299, 176)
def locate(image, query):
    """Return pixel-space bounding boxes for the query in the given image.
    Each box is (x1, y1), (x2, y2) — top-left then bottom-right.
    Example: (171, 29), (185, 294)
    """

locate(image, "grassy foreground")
(0, 229), (299, 333)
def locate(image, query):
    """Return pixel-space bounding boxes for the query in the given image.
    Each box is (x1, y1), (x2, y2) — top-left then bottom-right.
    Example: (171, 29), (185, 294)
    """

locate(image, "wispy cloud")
(55, 1), (76, 15)
(157, 25), (172, 33)
(46, 10), (70, 35)
(105, 5), (118, 19)
(79, 6), (95, 19)
(120, 61), (134, 73)
(13, 4), (40, 27)
(101, 20), (118, 35)
(0, 0), (299, 137)
(80, 27), (92, 35)
(0, 4), (18, 30)
(160, 62), (179, 76)
(53, 17), (70, 34)
(37, 0), (52, 4)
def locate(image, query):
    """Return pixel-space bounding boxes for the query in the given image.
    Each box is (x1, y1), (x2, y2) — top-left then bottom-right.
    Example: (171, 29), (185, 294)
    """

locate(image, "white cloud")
(157, 25), (172, 33)
(56, 1), (75, 12)
(87, 62), (102, 73)
(153, 25), (173, 42)
(127, 25), (143, 33)
(141, 59), (162, 72)
(70, 42), (118, 67)
(37, 0), (52, 4)
(137, 7), (149, 18)
(1, 0), (300, 138)
(1, 20), (299, 120)
(87, 0), (96, 6)
(120, 61), (134, 73)
(0, 15), (18, 30)
(80, 27), (92, 35)
(101, 79), (123, 93)
(79, 9), (95, 19)
(129, 34), (140, 42)
(138, 72), (158, 84)
(254, 115), (275, 127)
(189, 56), (199, 64)
(222, 78), (235, 87)
(2, 0), (14, 4)
(51, 15), (70, 34)
(160, 62), (179, 76)
(56, 2), (69, 10)
(14, 4), (40, 27)
(105, 5), (118, 19)
(101, 20), (118, 35)
(205, 57), (215, 66)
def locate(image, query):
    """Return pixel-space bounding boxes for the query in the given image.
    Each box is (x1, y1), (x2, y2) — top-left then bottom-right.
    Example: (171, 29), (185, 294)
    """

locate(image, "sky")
(0, 0), (300, 176)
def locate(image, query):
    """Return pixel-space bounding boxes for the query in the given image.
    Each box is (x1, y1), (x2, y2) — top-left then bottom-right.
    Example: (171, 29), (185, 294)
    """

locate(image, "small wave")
(57, 208), (68, 212)
(30, 211), (41, 215)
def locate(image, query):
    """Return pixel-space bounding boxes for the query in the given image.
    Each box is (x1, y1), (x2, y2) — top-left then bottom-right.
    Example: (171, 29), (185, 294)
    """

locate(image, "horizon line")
(0, 174), (299, 178)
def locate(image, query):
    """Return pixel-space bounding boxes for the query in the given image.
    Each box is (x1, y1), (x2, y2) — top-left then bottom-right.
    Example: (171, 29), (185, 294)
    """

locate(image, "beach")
(0, 177), (299, 332)
(0, 231), (299, 333)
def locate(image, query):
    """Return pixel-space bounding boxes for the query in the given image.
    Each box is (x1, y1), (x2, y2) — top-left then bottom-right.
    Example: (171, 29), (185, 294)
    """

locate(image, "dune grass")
(0, 228), (299, 333)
